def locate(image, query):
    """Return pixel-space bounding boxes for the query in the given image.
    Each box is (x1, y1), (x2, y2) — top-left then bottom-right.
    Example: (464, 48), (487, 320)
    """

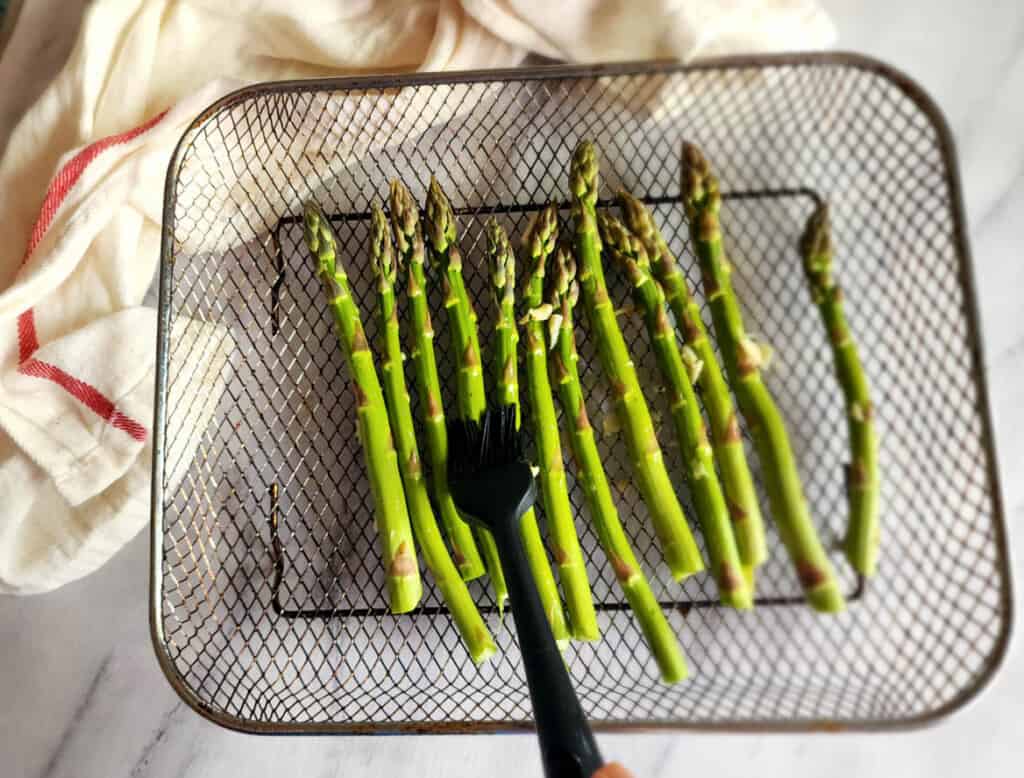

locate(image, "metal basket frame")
(150, 53), (1013, 735)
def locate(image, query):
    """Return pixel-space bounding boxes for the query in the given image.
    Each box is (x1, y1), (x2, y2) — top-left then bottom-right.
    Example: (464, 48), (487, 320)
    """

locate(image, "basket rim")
(150, 51), (1014, 736)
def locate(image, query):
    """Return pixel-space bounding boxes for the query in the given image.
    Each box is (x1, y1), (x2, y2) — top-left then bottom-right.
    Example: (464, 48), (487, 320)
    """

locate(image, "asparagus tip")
(807, 582), (847, 614)
(680, 141), (715, 206)
(388, 178), (413, 214)
(597, 211), (650, 287)
(302, 200), (325, 241)
(369, 203), (395, 282)
(424, 176), (456, 252)
(799, 201), (833, 265)
(302, 200), (342, 280)
(617, 189), (655, 238)
(523, 203), (559, 266)
(570, 140), (598, 206)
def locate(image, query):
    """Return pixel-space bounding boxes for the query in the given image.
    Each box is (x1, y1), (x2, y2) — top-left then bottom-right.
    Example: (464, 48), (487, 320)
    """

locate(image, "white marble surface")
(1, 1), (1022, 776)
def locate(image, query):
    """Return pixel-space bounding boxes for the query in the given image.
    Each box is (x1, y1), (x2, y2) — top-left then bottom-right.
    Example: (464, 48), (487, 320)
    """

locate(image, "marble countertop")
(2, 1), (1021, 776)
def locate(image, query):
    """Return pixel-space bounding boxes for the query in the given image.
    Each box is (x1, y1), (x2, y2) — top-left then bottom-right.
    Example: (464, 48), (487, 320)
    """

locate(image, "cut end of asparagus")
(667, 546), (706, 580)
(806, 581), (847, 614)
(720, 586), (754, 611)
(573, 625), (601, 642)
(369, 203), (396, 285)
(386, 569), (424, 615)
(469, 633), (499, 665)
(742, 563), (756, 593)
(424, 176), (457, 254)
(844, 521), (880, 577)
(660, 661), (690, 685)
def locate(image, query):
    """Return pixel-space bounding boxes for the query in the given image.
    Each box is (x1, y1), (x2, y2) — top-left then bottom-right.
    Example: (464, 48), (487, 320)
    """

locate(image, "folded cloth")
(0, 0), (833, 594)
(462, 0), (835, 62)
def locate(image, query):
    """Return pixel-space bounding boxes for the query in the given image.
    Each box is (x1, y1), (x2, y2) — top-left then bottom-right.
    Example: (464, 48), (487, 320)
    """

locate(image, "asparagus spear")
(618, 191), (767, 578)
(423, 178), (508, 609)
(486, 218), (572, 645)
(519, 207), (599, 641)
(799, 203), (879, 576)
(599, 212), (752, 609)
(302, 201), (422, 614)
(680, 143), (845, 612)
(570, 141), (704, 581)
(370, 205), (497, 662)
(388, 181), (485, 581)
(548, 244), (688, 681)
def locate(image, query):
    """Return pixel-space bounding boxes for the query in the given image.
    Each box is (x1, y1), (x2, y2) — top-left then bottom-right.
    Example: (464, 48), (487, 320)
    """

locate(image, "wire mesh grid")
(152, 56), (1011, 733)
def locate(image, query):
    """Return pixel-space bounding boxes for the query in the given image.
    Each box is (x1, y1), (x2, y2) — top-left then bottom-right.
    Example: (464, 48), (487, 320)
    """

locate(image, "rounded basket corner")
(906, 596), (1014, 729)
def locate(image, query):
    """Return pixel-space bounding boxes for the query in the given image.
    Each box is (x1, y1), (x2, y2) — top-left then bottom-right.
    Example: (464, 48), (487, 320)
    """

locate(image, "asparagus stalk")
(599, 213), (751, 608)
(618, 191), (767, 577)
(570, 141), (704, 580)
(799, 203), (879, 576)
(302, 201), (422, 614)
(388, 181), (485, 581)
(680, 143), (845, 612)
(486, 218), (572, 645)
(519, 207), (600, 641)
(370, 205), (497, 662)
(548, 244), (689, 681)
(423, 178), (508, 609)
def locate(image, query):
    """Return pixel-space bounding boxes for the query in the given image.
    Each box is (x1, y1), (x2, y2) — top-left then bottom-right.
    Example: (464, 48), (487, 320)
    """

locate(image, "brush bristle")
(447, 405), (524, 480)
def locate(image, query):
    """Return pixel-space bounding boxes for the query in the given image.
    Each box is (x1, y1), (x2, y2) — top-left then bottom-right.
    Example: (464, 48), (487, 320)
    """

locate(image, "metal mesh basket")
(151, 54), (1012, 733)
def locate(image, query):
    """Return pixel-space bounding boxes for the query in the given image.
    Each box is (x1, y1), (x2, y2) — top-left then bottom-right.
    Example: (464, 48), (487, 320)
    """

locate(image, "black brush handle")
(490, 508), (604, 778)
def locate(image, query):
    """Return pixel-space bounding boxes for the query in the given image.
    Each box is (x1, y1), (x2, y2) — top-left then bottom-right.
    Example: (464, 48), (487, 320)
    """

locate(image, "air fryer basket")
(151, 54), (1012, 733)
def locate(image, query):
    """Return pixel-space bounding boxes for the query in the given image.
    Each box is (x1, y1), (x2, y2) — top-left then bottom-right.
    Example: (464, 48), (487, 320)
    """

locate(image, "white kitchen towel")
(0, 0), (834, 594)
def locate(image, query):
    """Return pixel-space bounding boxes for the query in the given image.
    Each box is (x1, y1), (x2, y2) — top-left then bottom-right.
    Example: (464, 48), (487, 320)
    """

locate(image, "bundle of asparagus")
(547, 243), (688, 682)
(485, 217), (572, 644)
(301, 138), (873, 681)
(680, 143), (845, 613)
(569, 141), (704, 581)
(617, 191), (767, 582)
(598, 211), (751, 609)
(388, 181), (485, 582)
(302, 202), (422, 614)
(799, 203), (879, 576)
(422, 179), (510, 609)
(518, 206), (599, 641)
(369, 204), (496, 663)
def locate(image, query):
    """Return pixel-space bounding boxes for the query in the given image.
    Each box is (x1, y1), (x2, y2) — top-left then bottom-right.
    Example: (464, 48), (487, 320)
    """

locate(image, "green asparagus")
(799, 203), (879, 576)
(303, 201), (422, 614)
(486, 218), (571, 645)
(618, 191), (767, 579)
(548, 244), (688, 681)
(520, 206), (599, 641)
(388, 181), (485, 581)
(599, 212), (751, 609)
(680, 143), (844, 612)
(423, 178), (508, 610)
(369, 205), (496, 661)
(570, 141), (704, 581)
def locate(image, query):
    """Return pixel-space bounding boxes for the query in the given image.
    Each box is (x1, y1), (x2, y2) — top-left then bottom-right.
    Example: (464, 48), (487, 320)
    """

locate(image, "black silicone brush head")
(447, 405), (537, 531)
